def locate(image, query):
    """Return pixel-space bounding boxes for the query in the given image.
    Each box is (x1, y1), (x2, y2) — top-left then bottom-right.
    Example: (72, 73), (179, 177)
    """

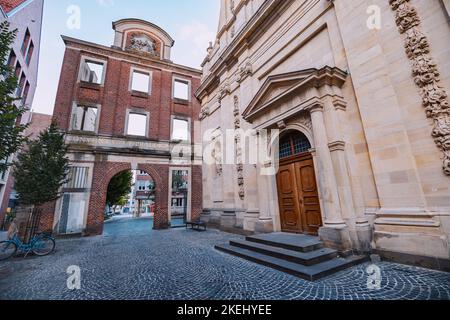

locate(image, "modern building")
(0, 0), (44, 228)
(42, 19), (203, 236)
(197, 0), (450, 269)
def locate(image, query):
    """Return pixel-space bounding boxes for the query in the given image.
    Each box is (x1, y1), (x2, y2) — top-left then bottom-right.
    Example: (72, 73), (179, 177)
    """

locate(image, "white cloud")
(174, 20), (215, 68)
(96, 0), (115, 7)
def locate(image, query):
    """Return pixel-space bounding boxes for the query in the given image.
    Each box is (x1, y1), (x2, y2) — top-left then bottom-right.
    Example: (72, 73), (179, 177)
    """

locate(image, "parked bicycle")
(0, 232), (56, 261)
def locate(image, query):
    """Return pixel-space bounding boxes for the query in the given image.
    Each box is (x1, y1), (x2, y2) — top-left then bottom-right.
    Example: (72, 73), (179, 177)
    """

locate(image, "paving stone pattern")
(0, 217), (449, 300)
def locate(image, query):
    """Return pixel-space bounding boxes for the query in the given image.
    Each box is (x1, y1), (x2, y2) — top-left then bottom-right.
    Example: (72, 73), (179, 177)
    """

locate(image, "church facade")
(196, 0), (450, 267)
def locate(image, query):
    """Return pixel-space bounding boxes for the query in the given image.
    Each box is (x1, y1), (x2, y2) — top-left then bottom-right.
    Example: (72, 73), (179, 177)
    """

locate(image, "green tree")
(13, 123), (70, 206)
(0, 21), (28, 172)
(106, 171), (133, 208)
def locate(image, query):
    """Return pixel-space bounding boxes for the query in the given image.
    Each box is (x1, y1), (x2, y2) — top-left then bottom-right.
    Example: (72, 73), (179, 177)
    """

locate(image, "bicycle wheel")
(32, 236), (55, 256)
(0, 241), (17, 261)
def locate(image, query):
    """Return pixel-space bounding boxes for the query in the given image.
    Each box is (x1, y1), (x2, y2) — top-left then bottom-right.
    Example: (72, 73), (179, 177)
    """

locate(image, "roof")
(0, 0), (28, 13)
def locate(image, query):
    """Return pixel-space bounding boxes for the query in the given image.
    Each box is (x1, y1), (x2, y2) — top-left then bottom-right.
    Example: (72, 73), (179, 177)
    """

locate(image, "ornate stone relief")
(234, 95), (245, 200)
(218, 81), (231, 104)
(298, 112), (313, 134)
(199, 106), (210, 121)
(236, 61), (253, 83)
(127, 34), (158, 57)
(211, 136), (223, 177)
(390, 0), (450, 175)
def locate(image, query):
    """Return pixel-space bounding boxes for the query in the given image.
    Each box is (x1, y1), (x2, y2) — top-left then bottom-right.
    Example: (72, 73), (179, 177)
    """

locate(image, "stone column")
(254, 161), (277, 233)
(332, 98), (371, 252)
(308, 103), (345, 226)
(308, 103), (352, 252)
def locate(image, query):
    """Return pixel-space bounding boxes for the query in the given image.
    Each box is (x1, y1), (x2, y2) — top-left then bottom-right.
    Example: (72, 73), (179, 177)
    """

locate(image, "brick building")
(45, 18), (203, 236)
(0, 0), (44, 227)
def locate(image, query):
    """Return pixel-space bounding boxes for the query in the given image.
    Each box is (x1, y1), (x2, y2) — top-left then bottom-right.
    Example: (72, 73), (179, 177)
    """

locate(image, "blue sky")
(33, 0), (220, 115)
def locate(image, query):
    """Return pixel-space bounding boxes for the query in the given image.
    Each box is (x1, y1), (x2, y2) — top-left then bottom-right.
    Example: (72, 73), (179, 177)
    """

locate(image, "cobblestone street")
(0, 217), (449, 300)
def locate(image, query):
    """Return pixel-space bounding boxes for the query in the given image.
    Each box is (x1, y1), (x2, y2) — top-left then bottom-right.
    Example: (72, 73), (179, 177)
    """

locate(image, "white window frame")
(172, 76), (191, 102)
(171, 116), (191, 142)
(125, 109), (150, 138)
(78, 56), (107, 86)
(129, 67), (152, 94)
(70, 102), (101, 133)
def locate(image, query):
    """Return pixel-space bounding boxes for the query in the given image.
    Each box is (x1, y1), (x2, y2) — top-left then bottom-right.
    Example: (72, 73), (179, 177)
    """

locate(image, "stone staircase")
(215, 232), (368, 281)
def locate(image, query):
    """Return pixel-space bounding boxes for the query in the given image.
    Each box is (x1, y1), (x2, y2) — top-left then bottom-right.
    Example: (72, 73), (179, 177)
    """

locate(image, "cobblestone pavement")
(0, 217), (449, 300)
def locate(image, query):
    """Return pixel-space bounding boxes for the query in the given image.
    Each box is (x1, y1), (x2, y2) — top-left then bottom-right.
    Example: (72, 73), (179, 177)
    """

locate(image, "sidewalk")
(0, 231), (7, 241)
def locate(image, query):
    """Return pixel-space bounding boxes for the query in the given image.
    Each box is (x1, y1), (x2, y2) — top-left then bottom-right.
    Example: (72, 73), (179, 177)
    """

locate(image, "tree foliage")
(13, 123), (70, 206)
(0, 21), (28, 171)
(106, 171), (133, 207)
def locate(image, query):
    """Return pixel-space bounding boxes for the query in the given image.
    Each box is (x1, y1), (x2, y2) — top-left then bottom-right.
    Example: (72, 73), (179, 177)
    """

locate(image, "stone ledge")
(375, 249), (450, 273)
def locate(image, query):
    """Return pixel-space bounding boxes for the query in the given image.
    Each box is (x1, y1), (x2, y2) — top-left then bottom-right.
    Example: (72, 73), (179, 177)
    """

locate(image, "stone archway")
(85, 162), (169, 235)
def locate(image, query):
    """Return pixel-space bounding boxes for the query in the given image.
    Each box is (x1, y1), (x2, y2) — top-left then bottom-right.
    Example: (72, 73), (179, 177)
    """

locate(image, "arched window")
(279, 131), (311, 159)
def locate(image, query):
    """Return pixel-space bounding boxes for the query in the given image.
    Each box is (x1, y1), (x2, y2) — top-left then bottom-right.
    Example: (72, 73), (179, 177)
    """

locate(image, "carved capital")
(328, 141), (346, 152)
(332, 98), (347, 111)
(307, 102), (325, 114)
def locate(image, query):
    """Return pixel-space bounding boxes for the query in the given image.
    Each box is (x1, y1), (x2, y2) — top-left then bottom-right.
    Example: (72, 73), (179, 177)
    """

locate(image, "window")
(21, 29), (31, 55)
(17, 73), (26, 97)
(22, 81), (30, 103)
(72, 105), (98, 132)
(66, 167), (89, 189)
(14, 61), (21, 78)
(126, 112), (148, 137)
(7, 50), (16, 68)
(172, 118), (189, 141)
(131, 70), (151, 93)
(173, 79), (190, 100)
(279, 131), (311, 159)
(80, 59), (105, 84)
(25, 41), (34, 65)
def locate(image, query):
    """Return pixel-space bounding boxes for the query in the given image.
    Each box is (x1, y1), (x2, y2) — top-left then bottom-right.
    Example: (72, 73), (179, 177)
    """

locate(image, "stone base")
(355, 224), (373, 254)
(374, 229), (450, 260)
(254, 218), (274, 234)
(375, 249), (450, 272)
(200, 209), (253, 235)
(243, 210), (260, 232)
(318, 225), (353, 255)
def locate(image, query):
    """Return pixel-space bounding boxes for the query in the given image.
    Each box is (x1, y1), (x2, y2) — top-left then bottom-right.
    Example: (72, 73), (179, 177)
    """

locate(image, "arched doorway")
(276, 130), (323, 235)
(103, 169), (156, 228)
(84, 162), (169, 235)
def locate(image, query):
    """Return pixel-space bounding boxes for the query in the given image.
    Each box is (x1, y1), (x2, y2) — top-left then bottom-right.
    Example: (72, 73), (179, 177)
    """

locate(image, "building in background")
(0, 0), (44, 228)
(197, 0), (450, 269)
(0, 112), (51, 227)
(134, 170), (155, 217)
(44, 19), (203, 236)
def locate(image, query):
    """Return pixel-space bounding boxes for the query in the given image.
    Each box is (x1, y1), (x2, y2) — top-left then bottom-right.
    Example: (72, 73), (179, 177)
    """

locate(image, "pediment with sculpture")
(125, 32), (161, 58)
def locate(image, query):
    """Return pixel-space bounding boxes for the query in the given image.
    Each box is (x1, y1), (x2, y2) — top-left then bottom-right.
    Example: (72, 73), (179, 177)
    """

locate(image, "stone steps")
(229, 239), (338, 266)
(246, 233), (324, 253)
(216, 233), (368, 281)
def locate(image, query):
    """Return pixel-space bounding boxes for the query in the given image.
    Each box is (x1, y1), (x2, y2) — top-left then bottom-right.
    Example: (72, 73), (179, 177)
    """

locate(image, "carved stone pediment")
(242, 66), (347, 122)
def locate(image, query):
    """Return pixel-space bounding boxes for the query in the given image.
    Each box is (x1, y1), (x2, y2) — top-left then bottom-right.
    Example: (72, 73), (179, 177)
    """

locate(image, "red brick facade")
(42, 19), (203, 236)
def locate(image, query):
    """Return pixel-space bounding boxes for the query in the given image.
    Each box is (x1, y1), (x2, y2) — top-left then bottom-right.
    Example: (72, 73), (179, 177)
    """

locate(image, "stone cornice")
(62, 35), (201, 76)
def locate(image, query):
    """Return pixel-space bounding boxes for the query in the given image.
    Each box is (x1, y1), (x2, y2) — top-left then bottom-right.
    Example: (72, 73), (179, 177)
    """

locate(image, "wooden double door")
(276, 153), (323, 235)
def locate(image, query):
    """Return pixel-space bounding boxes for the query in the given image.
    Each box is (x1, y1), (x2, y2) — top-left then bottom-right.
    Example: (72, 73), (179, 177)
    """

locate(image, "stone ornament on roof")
(127, 34), (158, 57)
